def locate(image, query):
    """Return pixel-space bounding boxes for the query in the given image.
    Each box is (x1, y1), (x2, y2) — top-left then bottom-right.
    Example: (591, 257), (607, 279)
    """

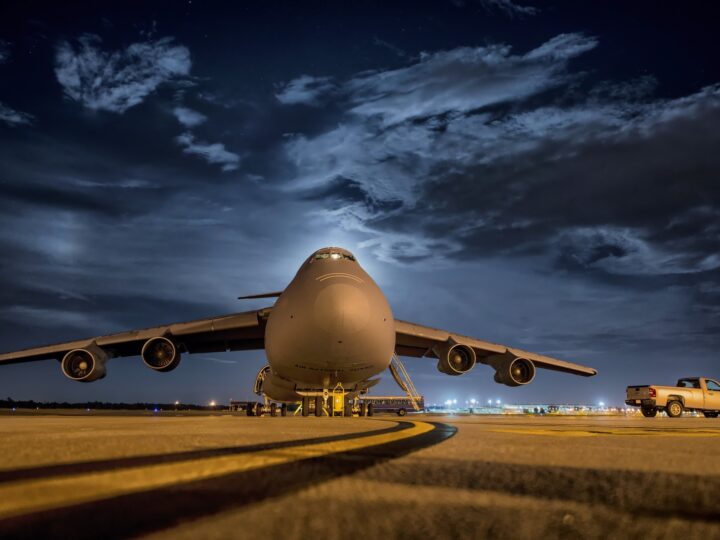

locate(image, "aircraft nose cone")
(313, 283), (370, 336)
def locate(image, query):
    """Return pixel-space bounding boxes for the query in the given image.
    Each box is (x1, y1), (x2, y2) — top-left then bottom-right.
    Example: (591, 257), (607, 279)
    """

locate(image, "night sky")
(1, 1), (718, 407)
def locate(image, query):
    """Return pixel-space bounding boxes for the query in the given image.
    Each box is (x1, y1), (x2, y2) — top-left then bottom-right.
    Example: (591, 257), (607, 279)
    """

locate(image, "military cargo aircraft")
(0, 247), (596, 414)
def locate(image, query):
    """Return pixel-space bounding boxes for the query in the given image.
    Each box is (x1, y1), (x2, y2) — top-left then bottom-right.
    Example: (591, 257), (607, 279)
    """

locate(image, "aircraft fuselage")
(263, 247), (395, 400)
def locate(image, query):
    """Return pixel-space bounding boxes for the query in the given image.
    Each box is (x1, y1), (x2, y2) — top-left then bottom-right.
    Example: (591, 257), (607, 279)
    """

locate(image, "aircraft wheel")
(281, 403), (288, 417)
(397, 408), (407, 417)
(315, 396), (323, 417)
(344, 398), (353, 417)
(666, 400), (683, 418)
(360, 402), (367, 417)
(246, 403), (254, 417)
(301, 396), (310, 417)
(254, 402), (264, 417)
(640, 407), (657, 418)
(703, 411), (718, 418)
(270, 403), (277, 417)
(367, 403), (374, 417)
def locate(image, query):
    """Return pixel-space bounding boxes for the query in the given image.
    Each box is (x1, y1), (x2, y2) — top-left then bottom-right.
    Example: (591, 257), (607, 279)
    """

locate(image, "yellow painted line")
(489, 428), (720, 437)
(0, 421), (434, 519)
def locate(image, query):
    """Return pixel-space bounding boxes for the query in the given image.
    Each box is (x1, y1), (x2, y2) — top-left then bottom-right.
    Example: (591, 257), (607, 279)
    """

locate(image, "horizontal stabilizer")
(237, 291), (283, 300)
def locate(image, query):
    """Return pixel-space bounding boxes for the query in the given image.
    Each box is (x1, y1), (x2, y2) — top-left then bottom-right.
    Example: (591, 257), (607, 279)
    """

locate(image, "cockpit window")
(313, 252), (356, 262)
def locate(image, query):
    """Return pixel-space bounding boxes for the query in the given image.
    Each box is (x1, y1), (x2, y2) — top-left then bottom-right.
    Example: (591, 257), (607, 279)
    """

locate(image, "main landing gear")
(250, 384), (375, 417)
(246, 400), (287, 417)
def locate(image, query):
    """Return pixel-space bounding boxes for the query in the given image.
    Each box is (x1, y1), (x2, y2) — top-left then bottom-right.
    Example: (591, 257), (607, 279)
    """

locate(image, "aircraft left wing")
(394, 319), (596, 382)
(0, 308), (271, 368)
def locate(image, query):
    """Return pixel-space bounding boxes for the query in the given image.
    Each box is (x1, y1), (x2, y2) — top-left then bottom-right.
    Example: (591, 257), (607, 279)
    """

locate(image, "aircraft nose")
(313, 283), (370, 336)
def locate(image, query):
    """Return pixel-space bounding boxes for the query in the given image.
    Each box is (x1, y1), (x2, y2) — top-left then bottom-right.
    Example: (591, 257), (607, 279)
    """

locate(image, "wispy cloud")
(173, 106), (207, 127)
(175, 132), (241, 171)
(0, 102), (34, 126)
(0, 40), (10, 63)
(275, 74), (335, 106)
(54, 34), (191, 113)
(479, 0), (539, 18)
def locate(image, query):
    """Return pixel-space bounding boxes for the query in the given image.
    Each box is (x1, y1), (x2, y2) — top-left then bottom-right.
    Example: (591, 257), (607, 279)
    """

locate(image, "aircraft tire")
(281, 403), (288, 416)
(270, 403), (277, 417)
(315, 396), (323, 417)
(360, 402), (367, 417)
(301, 396), (309, 417)
(344, 398), (352, 417)
(666, 400), (683, 418)
(254, 402), (264, 417)
(246, 404), (254, 417)
(367, 403), (374, 417)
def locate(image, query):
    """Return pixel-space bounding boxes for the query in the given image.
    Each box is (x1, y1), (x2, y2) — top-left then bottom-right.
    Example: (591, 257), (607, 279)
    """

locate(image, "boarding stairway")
(388, 353), (423, 411)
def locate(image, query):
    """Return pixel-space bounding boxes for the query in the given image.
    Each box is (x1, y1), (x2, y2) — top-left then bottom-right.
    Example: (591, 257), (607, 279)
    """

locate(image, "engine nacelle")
(489, 354), (536, 387)
(61, 344), (108, 382)
(141, 336), (181, 372)
(434, 338), (476, 376)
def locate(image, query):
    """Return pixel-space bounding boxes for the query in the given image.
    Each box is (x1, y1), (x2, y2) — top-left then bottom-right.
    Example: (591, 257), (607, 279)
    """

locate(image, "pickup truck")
(626, 377), (720, 418)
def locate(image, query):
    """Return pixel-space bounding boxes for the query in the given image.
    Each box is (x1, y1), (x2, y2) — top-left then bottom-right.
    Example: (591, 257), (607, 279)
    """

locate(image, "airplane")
(0, 246), (596, 416)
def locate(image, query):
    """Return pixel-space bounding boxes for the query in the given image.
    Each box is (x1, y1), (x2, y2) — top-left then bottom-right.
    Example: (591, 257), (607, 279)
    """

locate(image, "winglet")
(238, 291), (283, 300)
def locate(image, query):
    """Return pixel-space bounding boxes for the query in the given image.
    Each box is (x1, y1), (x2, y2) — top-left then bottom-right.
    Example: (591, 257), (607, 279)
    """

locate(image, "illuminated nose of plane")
(313, 283), (370, 336)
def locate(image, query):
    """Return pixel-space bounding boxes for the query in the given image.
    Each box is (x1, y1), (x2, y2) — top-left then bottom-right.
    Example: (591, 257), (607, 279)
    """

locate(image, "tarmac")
(0, 413), (719, 539)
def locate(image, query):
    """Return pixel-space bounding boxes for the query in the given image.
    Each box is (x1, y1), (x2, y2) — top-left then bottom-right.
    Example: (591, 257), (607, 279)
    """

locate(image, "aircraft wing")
(0, 308), (271, 365)
(394, 319), (597, 377)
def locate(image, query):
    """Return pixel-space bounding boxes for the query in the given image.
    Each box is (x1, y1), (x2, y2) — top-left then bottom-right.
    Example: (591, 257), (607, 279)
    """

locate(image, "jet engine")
(61, 344), (108, 382)
(141, 337), (181, 372)
(489, 354), (536, 387)
(434, 338), (476, 376)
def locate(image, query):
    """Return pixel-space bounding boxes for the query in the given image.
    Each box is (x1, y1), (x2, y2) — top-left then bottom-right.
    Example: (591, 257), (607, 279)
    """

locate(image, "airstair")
(388, 353), (423, 411)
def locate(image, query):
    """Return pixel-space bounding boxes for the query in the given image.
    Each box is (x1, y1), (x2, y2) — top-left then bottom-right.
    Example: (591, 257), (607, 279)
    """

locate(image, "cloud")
(0, 40), (10, 63)
(346, 33), (598, 125)
(175, 132), (241, 171)
(173, 106), (207, 127)
(275, 75), (335, 105)
(479, 0), (539, 17)
(278, 32), (720, 284)
(54, 34), (191, 113)
(0, 102), (34, 126)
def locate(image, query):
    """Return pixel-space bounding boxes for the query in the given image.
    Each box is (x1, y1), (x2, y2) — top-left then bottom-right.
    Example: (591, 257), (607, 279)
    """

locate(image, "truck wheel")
(397, 408), (407, 417)
(666, 400), (683, 418)
(703, 411), (718, 418)
(641, 407), (657, 418)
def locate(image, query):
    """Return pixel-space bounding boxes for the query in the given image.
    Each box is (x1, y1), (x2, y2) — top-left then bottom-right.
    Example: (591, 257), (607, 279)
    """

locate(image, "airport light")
(488, 399), (492, 405)
(470, 399), (476, 405)
(452, 399), (457, 405)
(174, 400), (180, 406)
(496, 399), (501, 405)
(209, 400), (216, 407)
(598, 401), (605, 408)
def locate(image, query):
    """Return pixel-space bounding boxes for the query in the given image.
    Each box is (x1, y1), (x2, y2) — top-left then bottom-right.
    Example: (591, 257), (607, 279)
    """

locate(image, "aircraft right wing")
(394, 319), (596, 383)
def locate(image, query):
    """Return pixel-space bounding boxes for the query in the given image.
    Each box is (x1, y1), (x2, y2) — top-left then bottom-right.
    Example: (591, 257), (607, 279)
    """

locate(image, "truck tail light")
(649, 387), (656, 398)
